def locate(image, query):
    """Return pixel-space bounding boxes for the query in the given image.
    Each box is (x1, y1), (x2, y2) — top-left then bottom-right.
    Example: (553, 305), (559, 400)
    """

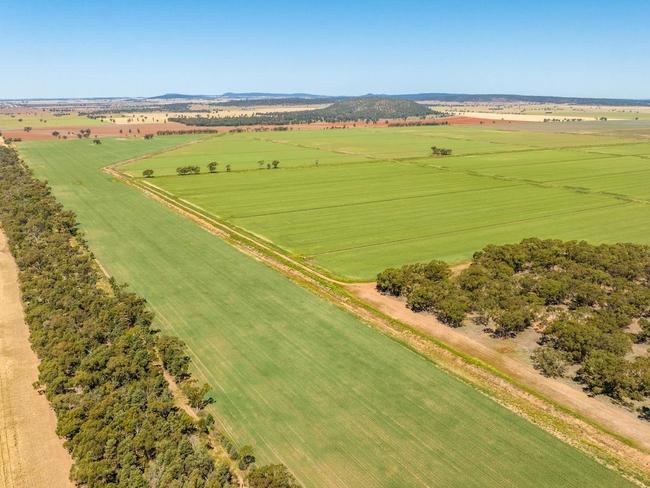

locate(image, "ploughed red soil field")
(0, 115), (518, 141)
(0, 122), (197, 141)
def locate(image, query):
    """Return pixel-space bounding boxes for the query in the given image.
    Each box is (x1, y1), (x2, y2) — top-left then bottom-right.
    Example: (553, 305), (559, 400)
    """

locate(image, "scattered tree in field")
(258, 160), (265, 169)
(271, 160), (280, 169)
(176, 165), (201, 176)
(52, 131), (60, 137)
(226, 164), (231, 172)
(142, 169), (154, 178)
(208, 161), (218, 173)
(23, 126), (32, 132)
(431, 146), (452, 156)
(144, 134), (154, 139)
(93, 138), (102, 145)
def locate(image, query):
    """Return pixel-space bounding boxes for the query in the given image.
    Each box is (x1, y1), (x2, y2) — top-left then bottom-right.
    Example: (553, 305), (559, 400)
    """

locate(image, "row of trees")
(0, 146), (301, 487)
(176, 165), (201, 175)
(376, 238), (650, 409)
(168, 160), (281, 177)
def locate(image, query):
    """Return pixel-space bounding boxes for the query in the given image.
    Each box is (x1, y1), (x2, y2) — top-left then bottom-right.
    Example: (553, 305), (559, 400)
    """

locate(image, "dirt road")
(0, 229), (73, 488)
(348, 282), (650, 452)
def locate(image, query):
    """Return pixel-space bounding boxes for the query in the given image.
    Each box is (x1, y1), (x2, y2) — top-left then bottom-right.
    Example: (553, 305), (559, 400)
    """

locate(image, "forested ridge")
(169, 98), (437, 126)
(378, 238), (650, 412)
(0, 146), (299, 487)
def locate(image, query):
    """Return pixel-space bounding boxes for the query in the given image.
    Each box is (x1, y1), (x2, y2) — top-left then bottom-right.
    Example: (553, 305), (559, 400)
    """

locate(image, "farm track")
(107, 155), (650, 486)
(0, 230), (74, 488)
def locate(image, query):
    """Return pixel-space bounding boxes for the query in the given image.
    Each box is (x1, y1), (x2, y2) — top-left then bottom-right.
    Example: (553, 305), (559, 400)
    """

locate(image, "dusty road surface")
(0, 230), (74, 488)
(348, 282), (650, 453)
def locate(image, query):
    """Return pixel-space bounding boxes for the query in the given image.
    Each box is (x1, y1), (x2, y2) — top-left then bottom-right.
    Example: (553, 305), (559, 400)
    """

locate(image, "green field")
(124, 125), (634, 176)
(127, 125), (650, 280)
(17, 137), (633, 487)
(0, 112), (101, 129)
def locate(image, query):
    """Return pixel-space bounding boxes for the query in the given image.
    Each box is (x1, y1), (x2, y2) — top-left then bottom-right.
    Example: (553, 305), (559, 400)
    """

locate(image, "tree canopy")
(377, 238), (650, 406)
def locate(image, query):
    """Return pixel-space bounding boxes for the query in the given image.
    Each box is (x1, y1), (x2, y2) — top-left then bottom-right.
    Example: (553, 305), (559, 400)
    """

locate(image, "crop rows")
(16, 136), (633, 488)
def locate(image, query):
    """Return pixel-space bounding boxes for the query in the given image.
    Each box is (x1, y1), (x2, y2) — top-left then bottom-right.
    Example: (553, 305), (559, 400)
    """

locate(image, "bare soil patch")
(1, 114), (490, 142)
(452, 111), (602, 122)
(0, 229), (74, 488)
(347, 282), (650, 451)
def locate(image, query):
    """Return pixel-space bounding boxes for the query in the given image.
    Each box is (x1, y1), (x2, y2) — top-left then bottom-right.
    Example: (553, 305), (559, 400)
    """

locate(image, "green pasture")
(0, 112), (101, 129)
(124, 133), (374, 176)
(125, 125), (636, 177)
(131, 126), (650, 280)
(16, 137), (633, 488)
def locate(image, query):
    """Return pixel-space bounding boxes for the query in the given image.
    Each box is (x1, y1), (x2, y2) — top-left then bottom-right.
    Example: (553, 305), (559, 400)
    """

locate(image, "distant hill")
(318, 97), (432, 119)
(149, 92), (650, 107)
(149, 93), (215, 100)
(216, 97), (341, 107)
(221, 92), (328, 100)
(168, 97), (436, 126)
(149, 92), (327, 101)
(391, 93), (650, 106)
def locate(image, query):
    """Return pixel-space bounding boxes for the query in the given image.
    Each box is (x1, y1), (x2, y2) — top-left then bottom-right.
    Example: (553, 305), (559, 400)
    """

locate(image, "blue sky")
(1, 0), (648, 99)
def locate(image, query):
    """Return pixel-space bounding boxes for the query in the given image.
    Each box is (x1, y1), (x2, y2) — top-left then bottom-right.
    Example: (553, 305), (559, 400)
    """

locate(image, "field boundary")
(106, 155), (650, 486)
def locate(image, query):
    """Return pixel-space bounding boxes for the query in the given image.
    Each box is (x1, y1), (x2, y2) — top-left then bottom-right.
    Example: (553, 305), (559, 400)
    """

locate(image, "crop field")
(0, 112), (101, 129)
(124, 126), (636, 176)
(16, 137), (633, 488)
(126, 125), (650, 280)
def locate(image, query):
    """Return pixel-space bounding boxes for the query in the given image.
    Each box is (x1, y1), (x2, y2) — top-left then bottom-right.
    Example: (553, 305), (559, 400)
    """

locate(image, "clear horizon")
(1, 0), (648, 100)
(2, 91), (650, 102)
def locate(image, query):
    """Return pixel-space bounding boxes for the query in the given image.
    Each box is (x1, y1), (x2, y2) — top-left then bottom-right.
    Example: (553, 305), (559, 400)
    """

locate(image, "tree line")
(169, 98), (440, 127)
(143, 160), (282, 178)
(0, 146), (301, 487)
(377, 238), (650, 412)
